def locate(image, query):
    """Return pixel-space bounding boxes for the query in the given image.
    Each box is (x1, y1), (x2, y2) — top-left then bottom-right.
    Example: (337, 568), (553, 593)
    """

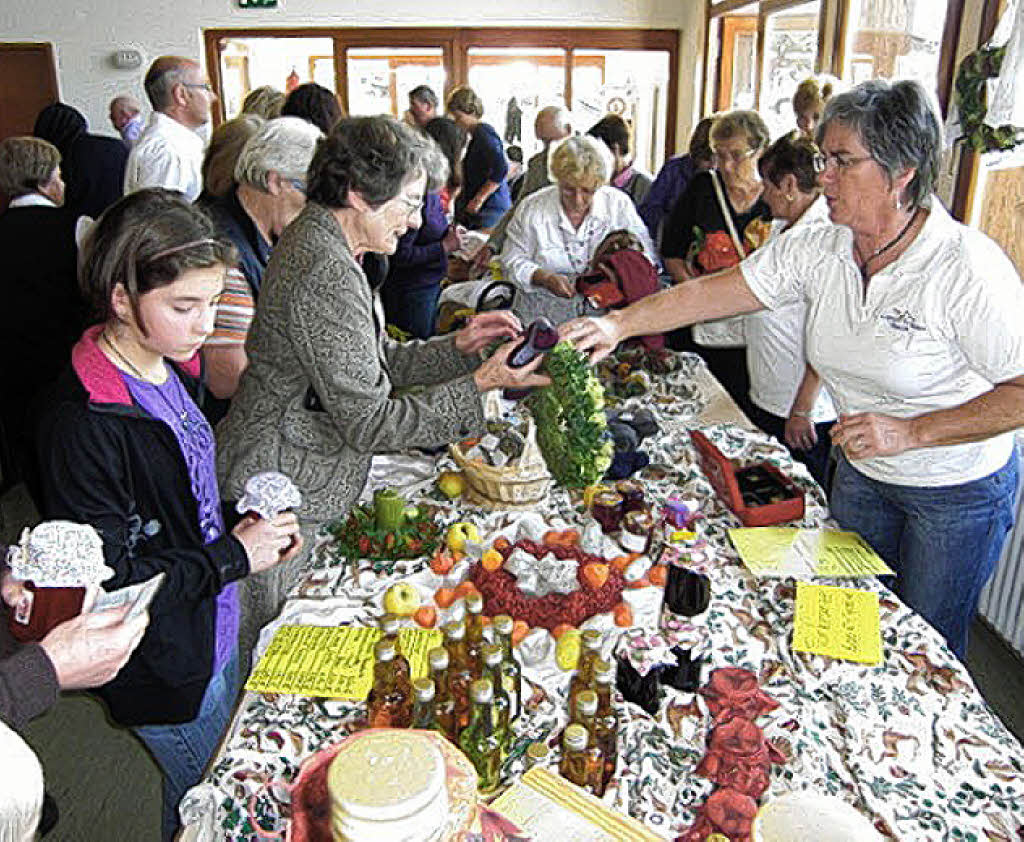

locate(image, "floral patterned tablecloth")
(180, 354), (1024, 842)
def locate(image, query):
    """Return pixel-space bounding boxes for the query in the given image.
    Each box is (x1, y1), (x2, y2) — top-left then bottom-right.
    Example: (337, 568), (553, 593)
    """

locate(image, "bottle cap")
(564, 723), (588, 751)
(374, 639), (396, 661)
(443, 621), (465, 641)
(413, 677), (435, 701)
(482, 643), (503, 667)
(581, 629), (603, 651)
(428, 647), (449, 670)
(380, 613), (400, 634)
(576, 690), (598, 716)
(470, 678), (493, 704)
(526, 741), (550, 761)
(594, 658), (614, 683)
(465, 592), (484, 614)
(493, 614), (514, 635)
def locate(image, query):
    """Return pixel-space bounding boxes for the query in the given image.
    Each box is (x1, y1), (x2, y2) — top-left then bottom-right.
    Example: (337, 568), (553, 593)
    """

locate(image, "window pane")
(843, 0), (948, 93)
(346, 47), (445, 118)
(712, 6), (759, 113)
(760, 1), (821, 140)
(466, 48), (567, 161)
(219, 37), (335, 120)
(571, 50), (671, 175)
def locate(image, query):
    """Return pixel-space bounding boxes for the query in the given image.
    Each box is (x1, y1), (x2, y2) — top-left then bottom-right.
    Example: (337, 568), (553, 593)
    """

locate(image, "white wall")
(1, 0), (705, 150)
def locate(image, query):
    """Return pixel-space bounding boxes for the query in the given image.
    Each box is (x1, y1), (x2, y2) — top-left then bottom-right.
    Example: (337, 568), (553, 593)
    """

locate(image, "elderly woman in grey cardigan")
(217, 115), (545, 660)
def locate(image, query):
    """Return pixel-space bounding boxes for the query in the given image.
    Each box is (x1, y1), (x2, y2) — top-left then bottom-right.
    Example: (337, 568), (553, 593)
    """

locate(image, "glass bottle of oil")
(366, 639), (411, 728)
(592, 658), (619, 789)
(379, 613), (411, 684)
(568, 629), (603, 717)
(410, 678), (443, 733)
(464, 592), (487, 677)
(443, 621), (474, 734)
(524, 740), (552, 771)
(428, 646), (457, 741)
(492, 614), (522, 722)
(559, 724), (593, 792)
(570, 690), (606, 795)
(459, 679), (502, 796)
(481, 644), (511, 756)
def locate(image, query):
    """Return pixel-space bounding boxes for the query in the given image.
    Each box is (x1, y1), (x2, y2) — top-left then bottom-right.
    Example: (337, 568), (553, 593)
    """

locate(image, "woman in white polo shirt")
(564, 79), (1024, 661)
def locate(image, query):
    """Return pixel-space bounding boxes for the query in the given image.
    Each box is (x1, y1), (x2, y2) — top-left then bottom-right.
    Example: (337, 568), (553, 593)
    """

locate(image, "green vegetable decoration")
(954, 46), (1024, 153)
(527, 341), (614, 488)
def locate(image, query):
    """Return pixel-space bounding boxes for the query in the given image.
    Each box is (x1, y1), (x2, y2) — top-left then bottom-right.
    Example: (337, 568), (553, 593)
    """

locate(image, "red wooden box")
(690, 431), (805, 526)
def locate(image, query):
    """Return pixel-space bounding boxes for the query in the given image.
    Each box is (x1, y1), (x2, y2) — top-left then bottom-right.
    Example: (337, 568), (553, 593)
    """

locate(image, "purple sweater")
(386, 190), (449, 290)
(125, 369), (238, 674)
(638, 153), (698, 243)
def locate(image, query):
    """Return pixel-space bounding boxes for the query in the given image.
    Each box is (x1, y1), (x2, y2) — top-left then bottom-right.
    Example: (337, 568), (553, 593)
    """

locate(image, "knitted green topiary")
(954, 46), (1024, 153)
(527, 342), (614, 488)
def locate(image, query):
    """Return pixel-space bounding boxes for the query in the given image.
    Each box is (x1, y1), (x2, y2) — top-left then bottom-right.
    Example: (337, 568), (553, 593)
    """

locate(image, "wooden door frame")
(204, 26), (678, 161)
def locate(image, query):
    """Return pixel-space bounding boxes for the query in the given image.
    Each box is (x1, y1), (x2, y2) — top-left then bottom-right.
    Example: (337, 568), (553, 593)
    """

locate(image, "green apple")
(437, 470), (466, 500)
(446, 522), (480, 553)
(383, 581), (421, 617)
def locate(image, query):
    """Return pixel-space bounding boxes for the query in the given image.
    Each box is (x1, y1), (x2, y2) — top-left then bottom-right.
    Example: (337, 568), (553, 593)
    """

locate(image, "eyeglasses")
(287, 178), (307, 195)
(183, 82), (214, 95)
(712, 147), (758, 166)
(393, 196), (423, 217)
(813, 152), (873, 173)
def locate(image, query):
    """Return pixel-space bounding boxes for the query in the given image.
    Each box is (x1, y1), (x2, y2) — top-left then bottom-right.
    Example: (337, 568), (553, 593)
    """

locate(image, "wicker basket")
(449, 416), (552, 509)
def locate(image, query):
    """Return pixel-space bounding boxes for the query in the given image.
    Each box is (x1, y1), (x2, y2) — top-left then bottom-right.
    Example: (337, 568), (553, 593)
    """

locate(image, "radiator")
(978, 439), (1024, 658)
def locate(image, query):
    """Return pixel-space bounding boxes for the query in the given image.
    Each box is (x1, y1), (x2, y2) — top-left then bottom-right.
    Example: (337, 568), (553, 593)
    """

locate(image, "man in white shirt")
(124, 56), (216, 201)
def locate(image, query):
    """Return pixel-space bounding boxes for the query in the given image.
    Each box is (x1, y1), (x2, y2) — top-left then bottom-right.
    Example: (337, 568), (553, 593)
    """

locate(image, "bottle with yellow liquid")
(443, 621), (474, 734)
(570, 690), (606, 795)
(568, 629), (603, 717)
(428, 646), (457, 741)
(379, 613), (411, 683)
(592, 658), (619, 789)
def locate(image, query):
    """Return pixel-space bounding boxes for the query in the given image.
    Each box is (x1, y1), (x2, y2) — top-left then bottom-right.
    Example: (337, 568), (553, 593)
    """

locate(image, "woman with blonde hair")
(242, 85), (285, 119)
(792, 75), (837, 137)
(501, 133), (656, 326)
(198, 114), (264, 201)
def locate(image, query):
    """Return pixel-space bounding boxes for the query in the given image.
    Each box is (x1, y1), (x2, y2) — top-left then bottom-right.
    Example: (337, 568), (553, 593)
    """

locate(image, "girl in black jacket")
(33, 189), (302, 841)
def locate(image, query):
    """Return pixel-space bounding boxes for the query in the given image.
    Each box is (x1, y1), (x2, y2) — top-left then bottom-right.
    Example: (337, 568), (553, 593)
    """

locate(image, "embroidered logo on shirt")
(880, 309), (925, 333)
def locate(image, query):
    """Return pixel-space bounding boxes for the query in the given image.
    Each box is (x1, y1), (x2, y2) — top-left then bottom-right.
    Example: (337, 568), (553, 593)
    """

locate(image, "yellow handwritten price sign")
(245, 625), (443, 698)
(792, 583), (882, 665)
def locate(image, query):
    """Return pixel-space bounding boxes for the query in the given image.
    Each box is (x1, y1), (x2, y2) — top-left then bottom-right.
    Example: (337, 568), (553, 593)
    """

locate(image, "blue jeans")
(830, 450), (1019, 661)
(380, 282), (441, 340)
(134, 651), (240, 841)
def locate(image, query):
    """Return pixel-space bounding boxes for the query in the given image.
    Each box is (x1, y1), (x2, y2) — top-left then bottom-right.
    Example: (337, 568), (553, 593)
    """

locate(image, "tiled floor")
(4, 483), (1023, 840)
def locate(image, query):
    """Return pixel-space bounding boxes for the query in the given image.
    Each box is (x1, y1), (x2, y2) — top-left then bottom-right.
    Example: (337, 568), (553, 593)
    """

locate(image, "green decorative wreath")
(954, 46), (1024, 153)
(527, 341), (614, 488)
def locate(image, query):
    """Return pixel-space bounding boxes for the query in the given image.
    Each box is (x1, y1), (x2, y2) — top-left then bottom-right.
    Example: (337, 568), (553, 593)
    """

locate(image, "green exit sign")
(238, 0), (277, 7)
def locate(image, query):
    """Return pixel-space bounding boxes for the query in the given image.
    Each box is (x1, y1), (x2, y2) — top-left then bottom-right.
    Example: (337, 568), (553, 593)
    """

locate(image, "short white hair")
(234, 116), (323, 192)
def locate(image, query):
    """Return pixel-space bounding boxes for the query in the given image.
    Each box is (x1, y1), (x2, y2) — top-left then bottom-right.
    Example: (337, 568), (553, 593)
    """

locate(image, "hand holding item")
(40, 605), (148, 690)
(470, 244), (494, 276)
(536, 271), (574, 298)
(831, 412), (914, 460)
(559, 314), (623, 363)
(454, 311), (522, 355)
(442, 225), (464, 254)
(472, 339), (551, 393)
(233, 511), (303, 575)
(784, 415), (817, 451)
